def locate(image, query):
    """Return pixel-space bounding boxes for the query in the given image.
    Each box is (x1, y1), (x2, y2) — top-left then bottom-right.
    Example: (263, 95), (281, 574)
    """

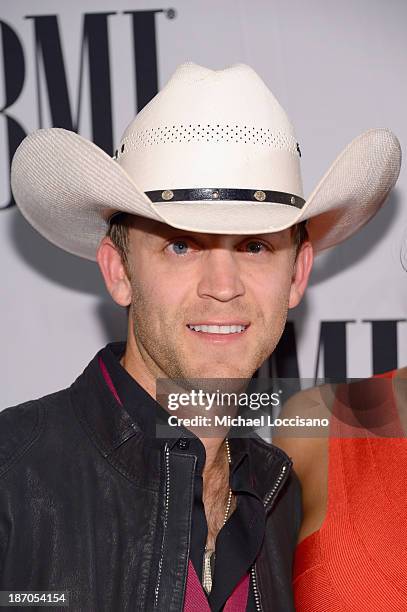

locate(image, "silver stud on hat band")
(254, 190), (266, 202)
(146, 188), (306, 209)
(161, 190), (174, 201)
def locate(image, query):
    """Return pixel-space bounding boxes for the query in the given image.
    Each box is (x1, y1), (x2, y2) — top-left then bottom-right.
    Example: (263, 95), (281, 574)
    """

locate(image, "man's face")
(112, 217), (312, 381)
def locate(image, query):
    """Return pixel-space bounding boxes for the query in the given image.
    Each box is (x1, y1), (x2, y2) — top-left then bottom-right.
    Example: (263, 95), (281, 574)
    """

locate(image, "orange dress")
(293, 374), (407, 611)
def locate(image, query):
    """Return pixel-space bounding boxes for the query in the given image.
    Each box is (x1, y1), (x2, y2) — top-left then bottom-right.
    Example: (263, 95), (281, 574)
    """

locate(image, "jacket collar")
(70, 343), (293, 501)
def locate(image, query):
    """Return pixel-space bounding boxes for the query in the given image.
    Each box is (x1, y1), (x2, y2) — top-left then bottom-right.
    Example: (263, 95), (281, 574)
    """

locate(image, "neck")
(202, 437), (228, 475)
(120, 330), (159, 398)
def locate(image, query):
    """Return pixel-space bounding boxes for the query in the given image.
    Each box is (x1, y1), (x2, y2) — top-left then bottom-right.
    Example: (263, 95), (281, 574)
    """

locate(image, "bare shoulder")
(273, 385), (333, 540)
(280, 383), (335, 419)
(273, 384), (334, 481)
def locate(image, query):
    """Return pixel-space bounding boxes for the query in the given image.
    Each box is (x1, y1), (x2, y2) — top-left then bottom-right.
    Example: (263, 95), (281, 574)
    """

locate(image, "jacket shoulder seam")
(0, 402), (47, 479)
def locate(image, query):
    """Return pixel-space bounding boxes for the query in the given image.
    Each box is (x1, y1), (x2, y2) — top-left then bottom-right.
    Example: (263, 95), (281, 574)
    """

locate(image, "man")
(1, 62), (400, 611)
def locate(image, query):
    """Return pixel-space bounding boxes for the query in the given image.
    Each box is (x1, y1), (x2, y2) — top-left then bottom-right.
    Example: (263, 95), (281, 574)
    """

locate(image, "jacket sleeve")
(0, 402), (42, 579)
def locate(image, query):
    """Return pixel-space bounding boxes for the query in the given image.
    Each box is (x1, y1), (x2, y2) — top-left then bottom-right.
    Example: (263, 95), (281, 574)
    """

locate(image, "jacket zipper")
(154, 443), (170, 609)
(250, 564), (262, 612)
(263, 463), (288, 511)
(250, 462), (289, 611)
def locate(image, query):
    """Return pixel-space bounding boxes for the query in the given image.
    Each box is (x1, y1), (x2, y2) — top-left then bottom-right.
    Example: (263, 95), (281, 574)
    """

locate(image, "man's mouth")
(186, 323), (249, 335)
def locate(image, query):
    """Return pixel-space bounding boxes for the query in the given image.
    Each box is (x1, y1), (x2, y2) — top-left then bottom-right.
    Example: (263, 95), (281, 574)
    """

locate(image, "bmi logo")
(0, 9), (174, 209)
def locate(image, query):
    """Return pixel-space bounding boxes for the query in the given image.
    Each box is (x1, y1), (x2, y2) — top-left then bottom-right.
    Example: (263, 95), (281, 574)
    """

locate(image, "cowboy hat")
(11, 62), (401, 261)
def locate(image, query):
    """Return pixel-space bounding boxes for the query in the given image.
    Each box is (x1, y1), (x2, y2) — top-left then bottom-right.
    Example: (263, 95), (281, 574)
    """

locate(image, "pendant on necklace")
(202, 547), (215, 594)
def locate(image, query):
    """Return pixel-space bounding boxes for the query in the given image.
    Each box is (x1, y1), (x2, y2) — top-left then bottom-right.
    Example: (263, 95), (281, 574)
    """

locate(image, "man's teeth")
(187, 324), (246, 334)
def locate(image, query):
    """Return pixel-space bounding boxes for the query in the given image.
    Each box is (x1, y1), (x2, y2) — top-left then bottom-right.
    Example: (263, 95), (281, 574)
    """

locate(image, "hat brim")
(11, 127), (401, 260)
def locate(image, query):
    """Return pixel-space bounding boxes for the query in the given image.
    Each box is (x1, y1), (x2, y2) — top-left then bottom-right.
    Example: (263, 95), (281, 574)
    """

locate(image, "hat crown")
(124, 62), (295, 137)
(115, 62), (303, 197)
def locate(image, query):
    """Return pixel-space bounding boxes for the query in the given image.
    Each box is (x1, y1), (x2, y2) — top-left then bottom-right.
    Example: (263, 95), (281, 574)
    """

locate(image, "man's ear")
(288, 240), (314, 309)
(96, 237), (132, 306)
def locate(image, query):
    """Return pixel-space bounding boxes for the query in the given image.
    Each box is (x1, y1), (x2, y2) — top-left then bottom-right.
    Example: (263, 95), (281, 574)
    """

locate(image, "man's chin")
(179, 364), (257, 383)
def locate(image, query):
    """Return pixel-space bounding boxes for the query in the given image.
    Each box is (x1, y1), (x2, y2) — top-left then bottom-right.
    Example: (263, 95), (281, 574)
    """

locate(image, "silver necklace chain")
(223, 437), (233, 524)
(202, 437), (232, 595)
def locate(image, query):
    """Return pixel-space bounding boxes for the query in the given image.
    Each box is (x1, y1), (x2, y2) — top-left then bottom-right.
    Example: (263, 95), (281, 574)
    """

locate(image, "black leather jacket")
(0, 349), (301, 611)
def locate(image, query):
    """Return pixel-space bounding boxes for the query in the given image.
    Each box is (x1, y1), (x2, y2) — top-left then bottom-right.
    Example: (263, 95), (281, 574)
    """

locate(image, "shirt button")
(177, 438), (190, 450)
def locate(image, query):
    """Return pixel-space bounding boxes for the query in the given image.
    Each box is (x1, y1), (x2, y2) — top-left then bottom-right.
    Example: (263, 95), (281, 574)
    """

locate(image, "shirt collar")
(99, 342), (207, 474)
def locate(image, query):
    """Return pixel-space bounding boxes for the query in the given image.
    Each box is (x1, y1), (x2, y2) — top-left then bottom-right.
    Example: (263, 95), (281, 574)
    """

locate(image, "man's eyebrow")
(150, 233), (282, 248)
(142, 224), (288, 246)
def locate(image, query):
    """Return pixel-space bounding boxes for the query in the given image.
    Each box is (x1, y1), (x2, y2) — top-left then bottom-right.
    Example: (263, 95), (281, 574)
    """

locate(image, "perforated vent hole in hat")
(116, 124), (298, 156)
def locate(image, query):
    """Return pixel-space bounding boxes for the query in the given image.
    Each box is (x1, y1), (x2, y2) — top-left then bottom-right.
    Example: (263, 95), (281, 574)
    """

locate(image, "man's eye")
(244, 241), (268, 254)
(169, 240), (190, 255)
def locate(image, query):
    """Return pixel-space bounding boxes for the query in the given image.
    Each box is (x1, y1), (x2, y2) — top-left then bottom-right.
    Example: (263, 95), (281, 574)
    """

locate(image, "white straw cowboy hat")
(11, 62), (401, 261)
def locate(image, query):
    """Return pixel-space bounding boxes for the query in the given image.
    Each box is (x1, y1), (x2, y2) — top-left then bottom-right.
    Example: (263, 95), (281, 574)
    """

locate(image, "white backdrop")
(1, 0), (407, 408)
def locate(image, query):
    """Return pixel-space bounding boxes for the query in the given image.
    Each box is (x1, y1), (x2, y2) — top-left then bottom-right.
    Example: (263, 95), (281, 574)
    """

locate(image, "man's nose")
(197, 250), (245, 302)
